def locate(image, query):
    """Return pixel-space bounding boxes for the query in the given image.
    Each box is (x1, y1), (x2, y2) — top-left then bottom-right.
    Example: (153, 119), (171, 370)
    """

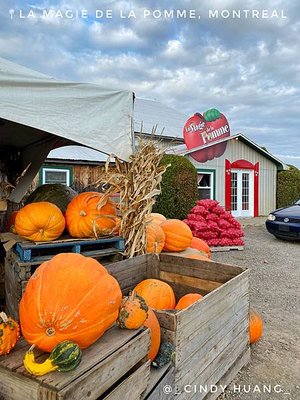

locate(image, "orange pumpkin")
(19, 253), (122, 352)
(144, 309), (161, 361)
(175, 293), (203, 310)
(147, 213), (166, 225)
(249, 309), (263, 344)
(15, 202), (65, 241)
(0, 312), (20, 355)
(7, 211), (18, 233)
(161, 219), (193, 252)
(146, 224), (165, 254)
(190, 237), (211, 258)
(117, 291), (148, 330)
(134, 279), (175, 310)
(65, 192), (117, 238)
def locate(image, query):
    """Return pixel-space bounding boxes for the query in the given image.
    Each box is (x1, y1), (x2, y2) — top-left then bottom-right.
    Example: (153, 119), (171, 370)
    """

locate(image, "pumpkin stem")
(0, 312), (8, 323)
(28, 344), (36, 352)
(79, 210), (87, 217)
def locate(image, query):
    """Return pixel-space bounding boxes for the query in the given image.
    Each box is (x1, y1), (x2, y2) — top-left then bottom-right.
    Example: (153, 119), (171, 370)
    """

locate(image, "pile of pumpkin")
(1, 252), (263, 376)
(0, 253), (203, 374)
(8, 191), (120, 242)
(146, 212), (211, 260)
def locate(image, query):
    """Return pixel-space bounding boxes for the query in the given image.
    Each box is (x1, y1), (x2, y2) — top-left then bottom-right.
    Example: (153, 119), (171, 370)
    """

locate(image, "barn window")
(197, 171), (215, 200)
(41, 167), (71, 186)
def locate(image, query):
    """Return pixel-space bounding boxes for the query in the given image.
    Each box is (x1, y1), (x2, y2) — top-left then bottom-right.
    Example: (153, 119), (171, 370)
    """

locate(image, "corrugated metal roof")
(47, 146), (111, 162)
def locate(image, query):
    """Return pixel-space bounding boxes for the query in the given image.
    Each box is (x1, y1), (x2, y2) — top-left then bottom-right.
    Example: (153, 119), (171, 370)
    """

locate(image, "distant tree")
(277, 169), (300, 207)
(153, 155), (198, 220)
(261, 146), (269, 152)
(287, 164), (299, 171)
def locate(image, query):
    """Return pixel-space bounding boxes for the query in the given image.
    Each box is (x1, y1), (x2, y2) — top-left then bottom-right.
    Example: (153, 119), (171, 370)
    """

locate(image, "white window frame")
(197, 171), (214, 200)
(42, 167), (71, 186)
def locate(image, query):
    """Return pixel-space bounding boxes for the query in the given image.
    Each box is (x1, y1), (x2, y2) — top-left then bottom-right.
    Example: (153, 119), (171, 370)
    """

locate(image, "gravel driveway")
(212, 225), (300, 400)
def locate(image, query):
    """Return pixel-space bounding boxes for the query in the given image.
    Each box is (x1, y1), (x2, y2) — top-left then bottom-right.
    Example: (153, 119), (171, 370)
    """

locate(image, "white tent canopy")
(0, 57), (134, 202)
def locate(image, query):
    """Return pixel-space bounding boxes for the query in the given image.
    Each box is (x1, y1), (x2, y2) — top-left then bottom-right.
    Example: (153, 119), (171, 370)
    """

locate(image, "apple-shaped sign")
(183, 109), (230, 162)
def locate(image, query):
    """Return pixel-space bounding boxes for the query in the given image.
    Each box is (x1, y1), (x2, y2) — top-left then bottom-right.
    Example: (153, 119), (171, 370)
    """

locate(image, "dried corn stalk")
(95, 135), (168, 258)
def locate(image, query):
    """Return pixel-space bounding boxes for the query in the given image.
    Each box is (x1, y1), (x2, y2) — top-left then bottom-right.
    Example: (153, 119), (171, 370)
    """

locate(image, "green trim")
(39, 164), (73, 186)
(196, 169), (216, 200)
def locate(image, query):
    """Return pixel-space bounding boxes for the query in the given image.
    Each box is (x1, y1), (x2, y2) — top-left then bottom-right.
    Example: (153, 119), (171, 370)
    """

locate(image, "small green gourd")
(24, 340), (82, 376)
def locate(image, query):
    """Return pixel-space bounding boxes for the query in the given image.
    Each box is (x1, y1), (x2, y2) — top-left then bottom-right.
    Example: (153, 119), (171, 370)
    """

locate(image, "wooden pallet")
(210, 245), (244, 252)
(14, 236), (125, 262)
(0, 326), (151, 400)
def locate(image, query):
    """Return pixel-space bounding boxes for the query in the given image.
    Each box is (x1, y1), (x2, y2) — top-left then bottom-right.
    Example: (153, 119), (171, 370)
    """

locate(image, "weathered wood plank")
(175, 271), (249, 330)
(153, 309), (177, 331)
(167, 281), (210, 299)
(103, 361), (151, 400)
(0, 367), (41, 400)
(177, 332), (248, 400)
(34, 327), (149, 389)
(175, 298), (249, 364)
(107, 262), (147, 282)
(56, 329), (150, 400)
(159, 253), (244, 283)
(142, 364), (174, 400)
(118, 273), (148, 292)
(159, 270), (222, 292)
(203, 348), (251, 400)
(160, 327), (176, 345)
(146, 253), (161, 279)
(176, 313), (249, 381)
(106, 255), (148, 276)
(210, 245), (244, 252)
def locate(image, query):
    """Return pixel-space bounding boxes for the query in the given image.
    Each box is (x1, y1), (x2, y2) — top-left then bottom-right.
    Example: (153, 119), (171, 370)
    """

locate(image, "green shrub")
(153, 155), (198, 220)
(277, 168), (300, 208)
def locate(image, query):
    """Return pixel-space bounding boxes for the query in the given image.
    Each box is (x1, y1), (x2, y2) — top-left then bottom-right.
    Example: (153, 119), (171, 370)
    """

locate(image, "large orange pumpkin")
(161, 219), (193, 252)
(19, 253), (122, 352)
(190, 237), (211, 259)
(175, 293), (203, 310)
(147, 213), (166, 225)
(146, 224), (165, 254)
(249, 309), (263, 344)
(65, 192), (117, 238)
(144, 309), (161, 361)
(14, 202), (65, 241)
(134, 279), (175, 310)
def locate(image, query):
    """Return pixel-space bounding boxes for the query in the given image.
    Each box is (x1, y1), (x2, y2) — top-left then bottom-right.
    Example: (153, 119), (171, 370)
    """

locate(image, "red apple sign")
(183, 109), (230, 163)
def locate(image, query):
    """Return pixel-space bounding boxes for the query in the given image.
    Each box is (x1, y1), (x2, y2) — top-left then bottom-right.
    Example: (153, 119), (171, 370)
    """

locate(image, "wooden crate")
(106, 253), (250, 400)
(4, 249), (122, 321)
(0, 326), (150, 400)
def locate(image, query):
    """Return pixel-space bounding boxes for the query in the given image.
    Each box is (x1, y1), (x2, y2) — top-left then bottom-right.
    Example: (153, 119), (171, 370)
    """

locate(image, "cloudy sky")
(1, 0), (300, 167)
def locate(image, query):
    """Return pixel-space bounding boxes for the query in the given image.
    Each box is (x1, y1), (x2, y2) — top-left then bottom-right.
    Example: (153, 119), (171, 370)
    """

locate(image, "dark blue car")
(266, 199), (300, 239)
